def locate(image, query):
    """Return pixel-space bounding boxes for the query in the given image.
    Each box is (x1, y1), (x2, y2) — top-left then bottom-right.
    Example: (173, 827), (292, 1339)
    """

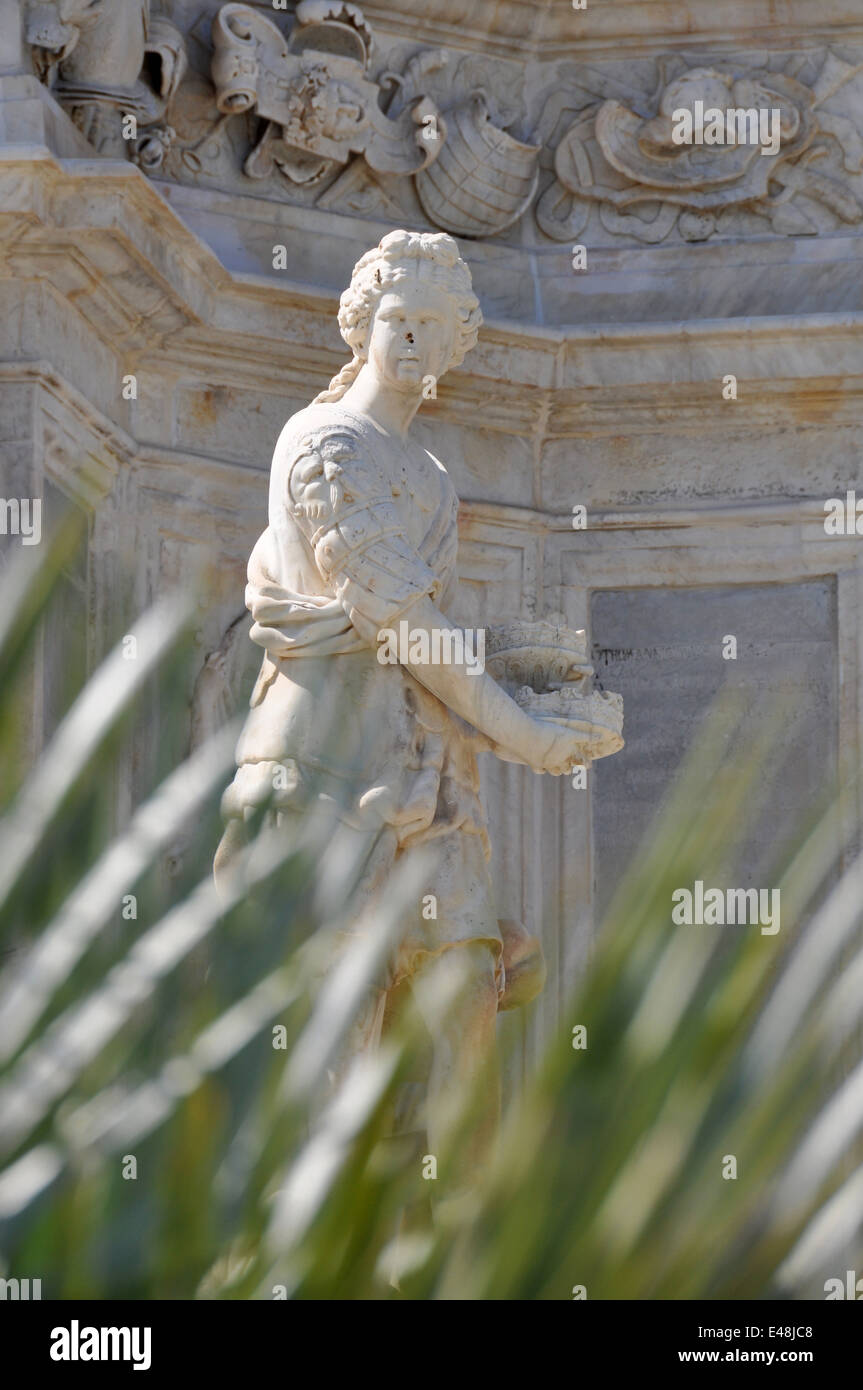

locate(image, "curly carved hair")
(312, 230), (482, 404)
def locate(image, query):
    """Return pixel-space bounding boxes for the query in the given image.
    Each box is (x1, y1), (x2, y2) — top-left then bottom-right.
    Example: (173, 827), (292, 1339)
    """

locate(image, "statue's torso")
(226, 401), (487, 857)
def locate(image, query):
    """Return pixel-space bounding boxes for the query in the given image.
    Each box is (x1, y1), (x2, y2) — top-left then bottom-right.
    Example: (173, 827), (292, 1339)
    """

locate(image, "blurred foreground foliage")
(0, 529), (861, 1300)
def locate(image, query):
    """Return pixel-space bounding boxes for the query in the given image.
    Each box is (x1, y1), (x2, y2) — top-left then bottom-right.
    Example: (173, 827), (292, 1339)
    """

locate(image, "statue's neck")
(340, 366), (422, 441)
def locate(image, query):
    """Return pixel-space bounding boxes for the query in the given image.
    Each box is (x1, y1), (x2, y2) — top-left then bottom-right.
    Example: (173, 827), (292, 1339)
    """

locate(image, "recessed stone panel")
(591, 580), (838, 915)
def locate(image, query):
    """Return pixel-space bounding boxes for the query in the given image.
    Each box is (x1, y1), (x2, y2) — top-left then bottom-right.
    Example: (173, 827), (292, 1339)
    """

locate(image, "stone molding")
(358, 2), (863, 58)
(5, 147), (863, 403)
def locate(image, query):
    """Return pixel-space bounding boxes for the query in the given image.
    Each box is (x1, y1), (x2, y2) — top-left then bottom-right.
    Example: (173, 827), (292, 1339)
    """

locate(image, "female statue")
(215, 230), (588, 1182)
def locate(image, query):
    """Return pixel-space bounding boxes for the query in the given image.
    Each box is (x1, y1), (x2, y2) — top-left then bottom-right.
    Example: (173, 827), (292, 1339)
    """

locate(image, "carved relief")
(386, 49), (541, 236)
(414, 93), (540, 237)
(25, 0), (97, 81)
(210, 1), (443, 187)
(25, 0), (186, 158)
(23, 9), (863, 249)
(537, 51), (863, 244)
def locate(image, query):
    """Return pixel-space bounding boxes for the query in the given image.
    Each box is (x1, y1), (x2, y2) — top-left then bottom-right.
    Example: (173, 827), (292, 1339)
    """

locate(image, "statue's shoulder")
(274, 401), (377, 466)
(269, 401), (392, 531)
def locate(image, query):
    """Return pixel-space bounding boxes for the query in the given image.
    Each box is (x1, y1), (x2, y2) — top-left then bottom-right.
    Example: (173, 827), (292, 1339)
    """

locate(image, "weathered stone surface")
(591, 580), (838, 913)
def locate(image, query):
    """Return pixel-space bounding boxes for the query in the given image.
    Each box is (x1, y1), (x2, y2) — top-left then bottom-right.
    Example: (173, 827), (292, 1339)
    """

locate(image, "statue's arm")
(392, 595), (581, 776)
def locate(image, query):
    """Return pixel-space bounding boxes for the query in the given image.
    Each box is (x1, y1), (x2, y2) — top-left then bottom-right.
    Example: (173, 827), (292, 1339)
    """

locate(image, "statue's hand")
(491, 716), (590, 776)
(530, 719), (591, 777)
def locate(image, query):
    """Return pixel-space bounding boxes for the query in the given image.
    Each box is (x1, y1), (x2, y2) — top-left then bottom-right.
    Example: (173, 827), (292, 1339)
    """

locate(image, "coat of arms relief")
(23, 1), (863, 247)
(537, 51), (863, 244)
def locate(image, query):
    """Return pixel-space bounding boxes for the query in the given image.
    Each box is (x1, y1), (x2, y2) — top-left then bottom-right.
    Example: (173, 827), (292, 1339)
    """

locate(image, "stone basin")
(485, 615), (624, 761)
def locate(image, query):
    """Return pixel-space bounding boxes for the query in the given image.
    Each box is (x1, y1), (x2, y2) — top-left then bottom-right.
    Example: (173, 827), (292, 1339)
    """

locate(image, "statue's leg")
(409, 939), (500, 1193)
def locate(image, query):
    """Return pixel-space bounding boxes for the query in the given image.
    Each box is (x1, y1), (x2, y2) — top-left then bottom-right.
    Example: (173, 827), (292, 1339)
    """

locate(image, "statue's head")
(315, 230), (482, 403)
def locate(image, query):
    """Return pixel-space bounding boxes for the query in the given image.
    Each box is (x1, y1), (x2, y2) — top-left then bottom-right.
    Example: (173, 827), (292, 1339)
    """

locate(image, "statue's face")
(365, 278), (456, 392)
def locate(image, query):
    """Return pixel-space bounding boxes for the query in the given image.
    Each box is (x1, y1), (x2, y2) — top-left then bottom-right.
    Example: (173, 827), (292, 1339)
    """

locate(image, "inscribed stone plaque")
(591, 581), (838, 917)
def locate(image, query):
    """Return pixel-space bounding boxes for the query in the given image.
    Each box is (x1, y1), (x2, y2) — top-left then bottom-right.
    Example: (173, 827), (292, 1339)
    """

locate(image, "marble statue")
(215, 229), (622, 1183)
